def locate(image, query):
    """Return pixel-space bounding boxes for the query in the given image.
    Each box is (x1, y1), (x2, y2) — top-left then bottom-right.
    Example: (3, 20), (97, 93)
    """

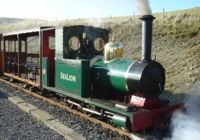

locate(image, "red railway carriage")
(0, 27), (55, 88)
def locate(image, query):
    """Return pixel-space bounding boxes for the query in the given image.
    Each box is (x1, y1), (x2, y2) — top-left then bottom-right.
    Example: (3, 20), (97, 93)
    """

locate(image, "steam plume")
(166, 86), (200, 140)
(135, 0), (152, 15)
(87, 17), (105, 27)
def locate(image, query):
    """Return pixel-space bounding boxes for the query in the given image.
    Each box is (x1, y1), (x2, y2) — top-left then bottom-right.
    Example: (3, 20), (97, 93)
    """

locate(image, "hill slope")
(0, 17), (24, 24)
(0, 17), (47, 32)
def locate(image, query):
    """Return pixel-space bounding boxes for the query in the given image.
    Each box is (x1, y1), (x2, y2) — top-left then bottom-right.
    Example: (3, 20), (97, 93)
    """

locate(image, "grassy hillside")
(0, 18), (48, 32)
(0, 7), (199, 93)
(0, 17), (24, 24)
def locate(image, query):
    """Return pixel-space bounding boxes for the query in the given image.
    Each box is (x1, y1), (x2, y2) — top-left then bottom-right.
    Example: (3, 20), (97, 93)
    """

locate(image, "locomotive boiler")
(92, 15), (165, 108)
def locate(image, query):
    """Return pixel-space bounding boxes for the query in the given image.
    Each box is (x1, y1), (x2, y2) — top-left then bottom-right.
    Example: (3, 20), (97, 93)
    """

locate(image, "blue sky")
(0, 0), (199, 20)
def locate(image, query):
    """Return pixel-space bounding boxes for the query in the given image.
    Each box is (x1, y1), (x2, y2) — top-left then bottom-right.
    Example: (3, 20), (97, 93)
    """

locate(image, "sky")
(0, 0), (199, 20)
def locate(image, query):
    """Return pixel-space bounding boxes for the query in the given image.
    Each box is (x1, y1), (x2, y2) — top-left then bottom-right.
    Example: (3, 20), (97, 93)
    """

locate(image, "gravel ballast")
(0, 93), (65, 140)
(0, 81), (129, 140)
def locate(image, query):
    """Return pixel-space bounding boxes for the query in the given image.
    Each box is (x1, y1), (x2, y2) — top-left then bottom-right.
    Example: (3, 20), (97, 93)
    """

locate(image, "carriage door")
(41, 29), (55, 87)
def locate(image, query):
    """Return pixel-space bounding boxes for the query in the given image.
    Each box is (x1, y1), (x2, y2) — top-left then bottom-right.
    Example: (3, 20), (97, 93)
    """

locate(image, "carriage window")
(49, 36), (55, 50)
(15, 41), (19, 52)
(10, 41), (13, 52)
(21, 40), (26, 52)
(5, 40), (15, 52)
(27, 36), (39, 53)
(5, 40), (9, 52)
(5, 40), (20, 52)
(10, 41), (17, 52)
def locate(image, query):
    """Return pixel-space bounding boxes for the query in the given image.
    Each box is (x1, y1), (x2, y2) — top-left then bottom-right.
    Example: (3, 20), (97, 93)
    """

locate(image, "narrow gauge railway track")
(0, 77), (142, 140)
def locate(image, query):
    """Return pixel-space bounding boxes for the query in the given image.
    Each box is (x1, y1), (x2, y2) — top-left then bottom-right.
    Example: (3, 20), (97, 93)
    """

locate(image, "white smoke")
(87, 17), (105, 27)
(86, 8), (106, 27)
(166, 86), (200, 140)
(135, 0), (152, 15)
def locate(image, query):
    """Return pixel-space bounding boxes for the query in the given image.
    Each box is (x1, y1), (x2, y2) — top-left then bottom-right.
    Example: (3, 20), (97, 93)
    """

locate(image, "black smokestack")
(140, 15), (155, 62)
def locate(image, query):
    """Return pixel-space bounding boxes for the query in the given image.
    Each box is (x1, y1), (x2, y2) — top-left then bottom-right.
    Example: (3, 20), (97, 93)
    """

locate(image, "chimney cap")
(140, 15), (155, 21)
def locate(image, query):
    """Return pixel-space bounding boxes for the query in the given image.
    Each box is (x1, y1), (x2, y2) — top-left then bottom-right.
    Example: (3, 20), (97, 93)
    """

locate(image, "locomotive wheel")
(10, 78), (14, 82)
(23, 83), (28, 88)
(67, 102), (74, 109)
(121, 127), (129, 132)
(84, 105), (92, 116)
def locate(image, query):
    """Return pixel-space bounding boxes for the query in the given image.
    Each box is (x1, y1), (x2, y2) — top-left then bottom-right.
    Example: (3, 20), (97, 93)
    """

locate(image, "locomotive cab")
(52, 25), (110, 97)
(58, 25), (109, 60)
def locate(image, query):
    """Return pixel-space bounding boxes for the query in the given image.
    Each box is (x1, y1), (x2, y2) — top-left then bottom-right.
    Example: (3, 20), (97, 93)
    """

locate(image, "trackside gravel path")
(0, 93), (65, 140)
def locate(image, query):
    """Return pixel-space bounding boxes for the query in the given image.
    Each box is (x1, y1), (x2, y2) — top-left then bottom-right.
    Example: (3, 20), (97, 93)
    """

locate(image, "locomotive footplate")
(42, 85), (183, 131)
(115, 103), (136, 112)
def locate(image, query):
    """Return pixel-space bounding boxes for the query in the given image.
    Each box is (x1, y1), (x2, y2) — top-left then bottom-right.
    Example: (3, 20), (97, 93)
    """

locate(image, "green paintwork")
(112, 115), (127, 128)
(55, 59), (90, 97)
(42, 57), (48, 86)
(92, 58), (135, 94)
(44, 85), (133, 116)
(43, 85), (134, 127)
